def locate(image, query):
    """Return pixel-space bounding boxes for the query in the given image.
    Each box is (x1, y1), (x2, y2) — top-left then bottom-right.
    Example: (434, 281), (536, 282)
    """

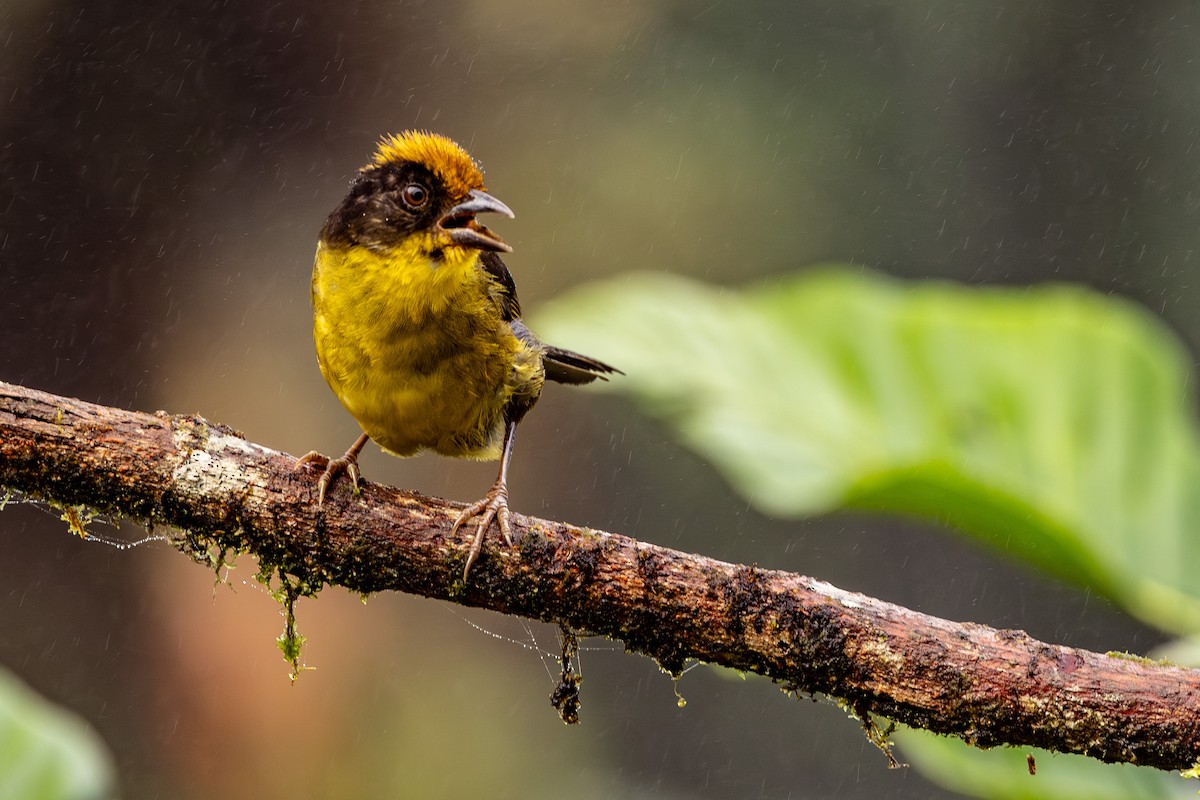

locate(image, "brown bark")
(1, 379), (1198, 771)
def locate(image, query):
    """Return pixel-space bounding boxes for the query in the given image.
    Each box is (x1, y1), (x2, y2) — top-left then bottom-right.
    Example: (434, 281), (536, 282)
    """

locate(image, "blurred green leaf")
(0, 667), (114, 800)
(1149, 633), (1200, 668)
(535, 268), (1200, 634)
(538, 267), (1200, 797)
(892, 727), (1195, 799)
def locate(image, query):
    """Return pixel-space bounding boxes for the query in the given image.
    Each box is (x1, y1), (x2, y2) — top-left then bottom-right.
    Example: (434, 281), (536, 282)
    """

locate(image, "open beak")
(438, 189), (515, 253)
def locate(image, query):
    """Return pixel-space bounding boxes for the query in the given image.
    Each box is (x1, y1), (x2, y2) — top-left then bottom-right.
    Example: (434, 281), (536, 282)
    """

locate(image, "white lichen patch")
(810, 578), (867, 609)
(171, 426), (272, 499)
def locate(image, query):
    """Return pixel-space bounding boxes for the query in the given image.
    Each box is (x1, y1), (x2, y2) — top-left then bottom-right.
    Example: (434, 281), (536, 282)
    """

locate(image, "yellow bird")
(299, 131), (619, 580)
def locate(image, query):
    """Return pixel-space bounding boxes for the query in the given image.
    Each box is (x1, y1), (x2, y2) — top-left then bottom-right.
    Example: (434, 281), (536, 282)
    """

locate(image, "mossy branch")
(2, 380), (1199, 771)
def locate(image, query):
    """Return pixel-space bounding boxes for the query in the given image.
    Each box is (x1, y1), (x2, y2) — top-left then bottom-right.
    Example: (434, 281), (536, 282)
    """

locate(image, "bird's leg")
(296, 432), (370, 505)
(453, 422), (518, 581)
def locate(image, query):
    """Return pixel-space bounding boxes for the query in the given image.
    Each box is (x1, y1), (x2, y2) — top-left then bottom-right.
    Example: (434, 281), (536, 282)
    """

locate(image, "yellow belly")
(311, 239), (539, 460)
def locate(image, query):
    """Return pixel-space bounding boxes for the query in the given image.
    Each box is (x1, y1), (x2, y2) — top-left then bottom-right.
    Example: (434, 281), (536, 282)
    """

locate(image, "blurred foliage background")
(2, 1), (1199, 798)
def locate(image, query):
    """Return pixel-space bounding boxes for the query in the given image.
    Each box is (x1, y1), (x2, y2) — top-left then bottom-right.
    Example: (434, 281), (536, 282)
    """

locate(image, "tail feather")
(511, 320), (620, 385)
(544, 345), (622, 385)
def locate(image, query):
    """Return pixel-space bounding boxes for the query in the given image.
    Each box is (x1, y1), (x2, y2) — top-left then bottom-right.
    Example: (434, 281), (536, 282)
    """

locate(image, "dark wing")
(489, 250), (622, 385)
(480, 251), (521, 322)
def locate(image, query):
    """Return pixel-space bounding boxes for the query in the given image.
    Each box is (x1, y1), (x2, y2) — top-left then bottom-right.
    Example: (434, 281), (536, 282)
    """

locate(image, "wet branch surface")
(2, 379), (1199, 771)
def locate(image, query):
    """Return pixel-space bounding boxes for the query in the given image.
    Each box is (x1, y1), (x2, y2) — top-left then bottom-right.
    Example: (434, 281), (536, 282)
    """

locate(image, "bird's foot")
(452, 481), (514, 582)
(295, 448), (361, 506)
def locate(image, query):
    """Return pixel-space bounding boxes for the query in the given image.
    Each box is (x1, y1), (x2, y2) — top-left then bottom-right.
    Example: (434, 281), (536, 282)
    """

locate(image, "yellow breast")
(311, 237), (532, 459)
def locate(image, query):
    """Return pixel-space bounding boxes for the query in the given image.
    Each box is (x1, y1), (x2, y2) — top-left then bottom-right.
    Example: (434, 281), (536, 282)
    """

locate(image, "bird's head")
(321, 130), (514, 255)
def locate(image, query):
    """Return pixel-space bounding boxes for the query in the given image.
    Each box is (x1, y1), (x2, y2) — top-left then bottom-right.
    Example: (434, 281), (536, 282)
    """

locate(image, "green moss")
(275, 626), (309, 679)
(849, 703), (905, 769)
(672, 675), (687, 709)
(51, 501), (96, 539)
(256, 566), (321, 681)
(1105, 650), (1178, 668)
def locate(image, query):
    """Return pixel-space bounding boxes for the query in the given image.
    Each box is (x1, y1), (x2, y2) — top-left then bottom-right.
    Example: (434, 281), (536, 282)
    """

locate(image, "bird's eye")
(401, 183), (428, 208)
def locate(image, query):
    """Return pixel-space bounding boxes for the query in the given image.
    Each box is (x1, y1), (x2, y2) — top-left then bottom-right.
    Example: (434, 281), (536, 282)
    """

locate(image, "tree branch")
(2, 380), (1198, 772)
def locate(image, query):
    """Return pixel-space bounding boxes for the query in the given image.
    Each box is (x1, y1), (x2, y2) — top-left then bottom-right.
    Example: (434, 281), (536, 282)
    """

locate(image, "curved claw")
(453, 484), (513, 582)
(296, 433), (369, 505)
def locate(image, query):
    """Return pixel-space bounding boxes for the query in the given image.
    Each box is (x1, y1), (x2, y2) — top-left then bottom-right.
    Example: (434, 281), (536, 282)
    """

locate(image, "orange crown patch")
(371, 130), (486, 198)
